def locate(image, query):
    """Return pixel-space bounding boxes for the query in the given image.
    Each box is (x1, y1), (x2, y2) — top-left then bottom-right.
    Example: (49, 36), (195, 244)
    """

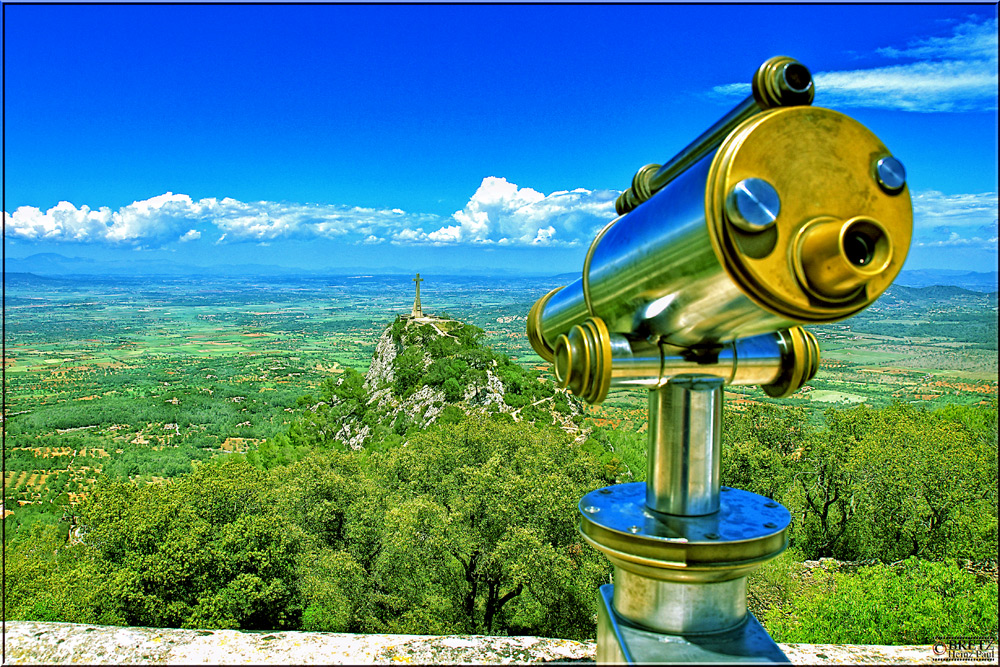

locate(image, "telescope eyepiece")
(781, 62), (812, 94)
(841, 219), (890, 273)
(754, 56), (814, 108)
(794, 216), (894, 302)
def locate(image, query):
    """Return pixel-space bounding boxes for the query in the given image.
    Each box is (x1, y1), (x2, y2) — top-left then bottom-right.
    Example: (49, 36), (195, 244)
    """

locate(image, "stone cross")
(412, 273), (423, 318)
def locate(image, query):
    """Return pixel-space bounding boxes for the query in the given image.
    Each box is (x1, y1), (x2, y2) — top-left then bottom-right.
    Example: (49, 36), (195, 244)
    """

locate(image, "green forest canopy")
(5, 319), (997, 644)
(8, 415), (609, 639)
(7, 399), (996, 643)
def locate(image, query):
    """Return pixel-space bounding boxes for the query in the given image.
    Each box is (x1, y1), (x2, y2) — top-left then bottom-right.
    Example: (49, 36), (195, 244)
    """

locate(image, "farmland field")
(2, 273), (560, 535)
(3, 273), (997, 541)
(808, 390), (868, 404)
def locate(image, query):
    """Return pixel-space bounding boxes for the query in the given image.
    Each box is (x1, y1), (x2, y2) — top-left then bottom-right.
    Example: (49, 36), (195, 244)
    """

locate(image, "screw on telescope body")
(725, 178), (780, 232)
(876, 156), (906, 193)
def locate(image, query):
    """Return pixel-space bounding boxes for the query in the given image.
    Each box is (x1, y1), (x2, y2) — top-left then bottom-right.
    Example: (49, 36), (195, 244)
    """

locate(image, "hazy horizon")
(5, 251), (998, 293)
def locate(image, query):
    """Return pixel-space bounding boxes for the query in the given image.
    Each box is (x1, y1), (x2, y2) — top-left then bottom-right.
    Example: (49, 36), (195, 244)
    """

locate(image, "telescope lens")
(844, 231), (874, 267)
(782, 63), (812, 93)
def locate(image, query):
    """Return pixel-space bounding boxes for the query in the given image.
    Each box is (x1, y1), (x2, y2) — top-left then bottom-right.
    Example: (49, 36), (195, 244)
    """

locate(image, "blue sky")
(4, 4), (998, 273)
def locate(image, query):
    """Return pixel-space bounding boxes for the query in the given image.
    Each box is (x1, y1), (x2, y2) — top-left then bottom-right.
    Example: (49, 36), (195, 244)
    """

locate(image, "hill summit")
(312, 315), (582, 450)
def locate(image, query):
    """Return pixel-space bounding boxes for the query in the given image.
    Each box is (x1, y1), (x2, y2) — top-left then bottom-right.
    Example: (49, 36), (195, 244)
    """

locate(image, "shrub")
(392, 347), (426, 398)
(763, 558), (998, 644)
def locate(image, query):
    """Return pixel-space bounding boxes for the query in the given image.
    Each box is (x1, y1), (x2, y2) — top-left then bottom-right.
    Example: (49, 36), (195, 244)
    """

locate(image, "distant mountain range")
(891, 268), (998, 292)
(4, 253), (309, 278)
(3, 253), (554, 279)
(879, 283), (998, 305)
(4, 252), (998, 291)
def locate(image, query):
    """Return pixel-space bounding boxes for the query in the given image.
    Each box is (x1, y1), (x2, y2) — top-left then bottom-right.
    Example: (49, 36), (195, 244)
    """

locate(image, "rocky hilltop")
(314, 315), (582, 450)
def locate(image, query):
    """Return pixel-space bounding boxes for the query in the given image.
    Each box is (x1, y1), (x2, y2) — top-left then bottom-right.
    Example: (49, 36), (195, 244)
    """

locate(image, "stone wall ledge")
(2, 621), (980, 665)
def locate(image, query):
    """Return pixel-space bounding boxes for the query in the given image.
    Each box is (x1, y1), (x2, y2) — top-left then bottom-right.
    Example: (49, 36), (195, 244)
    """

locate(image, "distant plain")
(3, 272), (997, 535)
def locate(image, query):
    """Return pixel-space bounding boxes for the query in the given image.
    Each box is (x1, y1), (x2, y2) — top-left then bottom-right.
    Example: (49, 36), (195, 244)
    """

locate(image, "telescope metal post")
(647, 376), (723, 518)
(587, 376), (790, 664)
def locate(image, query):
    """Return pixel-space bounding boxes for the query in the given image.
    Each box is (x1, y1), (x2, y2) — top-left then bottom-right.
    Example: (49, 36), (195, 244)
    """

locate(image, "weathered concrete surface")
(1, 622), (980, 665)
(779, 643), (985, 664)
(3, 622), (594, 664)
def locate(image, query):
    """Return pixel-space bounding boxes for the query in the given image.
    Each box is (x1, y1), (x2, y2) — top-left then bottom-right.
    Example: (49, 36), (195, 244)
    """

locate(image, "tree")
(76, 458), (306, 630)
(785, 402), (998, 561)
(839, 402), (998, 561)
(393, 346), (428, 397)
(367, 413), (610, 638)
(724, 403), (806, 456)
(4, 523), (116, 625)
(297, 548), (370, 632)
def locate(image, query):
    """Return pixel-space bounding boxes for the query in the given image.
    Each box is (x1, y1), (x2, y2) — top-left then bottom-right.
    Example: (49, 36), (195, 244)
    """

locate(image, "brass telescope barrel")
(615, 56), (815, 216)
(527, 80), (912, 371)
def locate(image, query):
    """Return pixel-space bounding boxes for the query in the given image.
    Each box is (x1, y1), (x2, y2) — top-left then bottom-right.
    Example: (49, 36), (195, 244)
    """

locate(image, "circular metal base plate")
(579, 483), (790, 582)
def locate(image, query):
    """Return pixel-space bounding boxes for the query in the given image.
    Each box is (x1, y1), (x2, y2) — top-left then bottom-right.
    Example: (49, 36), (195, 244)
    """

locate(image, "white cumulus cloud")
(5, 201), (113, 242)
(4, 193), (442, 246)
(106, 192), (203, 243)
(7, 181), (996, 256)
(912, 190), (998, 249)
(401, 177), (617, 247)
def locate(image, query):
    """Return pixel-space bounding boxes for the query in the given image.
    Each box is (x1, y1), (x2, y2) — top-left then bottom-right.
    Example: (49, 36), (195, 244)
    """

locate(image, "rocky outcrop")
(364, 328), (401, 391)
(334, 422), (370, 451)
(360, 329), (450, 443)
(464, 364), (511, 412)
(322, 316), (582, 451)
(366, 383), (449, 433)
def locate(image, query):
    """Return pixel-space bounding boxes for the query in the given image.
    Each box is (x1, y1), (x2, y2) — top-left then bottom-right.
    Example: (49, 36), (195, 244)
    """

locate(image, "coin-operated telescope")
(527, 57), (911, 663)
